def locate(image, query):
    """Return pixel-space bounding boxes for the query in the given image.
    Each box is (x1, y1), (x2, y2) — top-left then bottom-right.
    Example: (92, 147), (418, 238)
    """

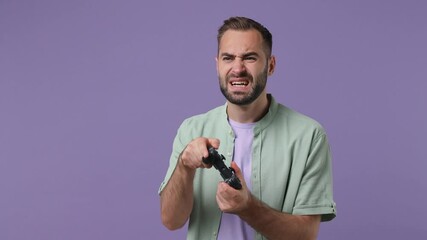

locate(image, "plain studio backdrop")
(1, 0), (426, 239)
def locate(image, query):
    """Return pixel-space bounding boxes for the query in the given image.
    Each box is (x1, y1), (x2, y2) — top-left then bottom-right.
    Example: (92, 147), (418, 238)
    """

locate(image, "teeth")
(231, 81), (248, 86)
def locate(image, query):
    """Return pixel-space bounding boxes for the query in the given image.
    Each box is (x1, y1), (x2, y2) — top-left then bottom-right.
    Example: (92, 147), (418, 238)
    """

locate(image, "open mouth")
(230, 80), (249, 86)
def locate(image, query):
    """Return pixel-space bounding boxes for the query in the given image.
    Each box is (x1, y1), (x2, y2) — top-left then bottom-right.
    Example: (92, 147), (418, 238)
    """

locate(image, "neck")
(227, 93), (270, 123)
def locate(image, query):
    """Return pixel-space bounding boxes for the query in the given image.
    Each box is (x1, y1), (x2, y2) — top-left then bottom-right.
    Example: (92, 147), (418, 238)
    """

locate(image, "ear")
(215, 56), (219, 75)
(267, 55), (276, 76)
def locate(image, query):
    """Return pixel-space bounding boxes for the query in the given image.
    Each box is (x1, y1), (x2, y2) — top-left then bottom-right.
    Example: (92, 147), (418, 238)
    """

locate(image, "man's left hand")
(216, 161), (252, 213)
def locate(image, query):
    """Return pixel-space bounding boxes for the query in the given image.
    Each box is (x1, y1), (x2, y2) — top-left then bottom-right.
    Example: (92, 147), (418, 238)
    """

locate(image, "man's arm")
(239, 194), (320, 240)
(160, 155), (196, 230)
(216, 162), (321, 239)
(160, 137), (219, 230)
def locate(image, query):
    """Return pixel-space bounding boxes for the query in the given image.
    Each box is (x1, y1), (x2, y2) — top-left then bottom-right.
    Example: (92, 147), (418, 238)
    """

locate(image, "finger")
(230, 161), (247, 189)
(194, 138), (209, 159)
(216, 182), (231, 211)
(207, 138), (220, 149)
(230, 161), (242, 177)
(201, 161), (213, 169)
(200, 138), (219, 160)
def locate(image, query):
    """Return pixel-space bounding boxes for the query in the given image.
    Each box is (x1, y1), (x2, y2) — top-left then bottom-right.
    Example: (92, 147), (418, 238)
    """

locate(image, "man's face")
(216, 29), (273, 106)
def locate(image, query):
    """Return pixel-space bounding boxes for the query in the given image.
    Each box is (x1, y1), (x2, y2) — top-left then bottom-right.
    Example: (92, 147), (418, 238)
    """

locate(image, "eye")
(222, 56), (234, 62)
(243, 56), (257, 62)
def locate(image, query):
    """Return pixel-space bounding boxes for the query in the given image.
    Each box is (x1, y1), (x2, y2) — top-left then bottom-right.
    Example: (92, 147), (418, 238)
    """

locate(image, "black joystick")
(202, 147), (242, 190)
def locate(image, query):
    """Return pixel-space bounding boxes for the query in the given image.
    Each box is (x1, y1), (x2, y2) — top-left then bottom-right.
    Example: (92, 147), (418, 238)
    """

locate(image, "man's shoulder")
(179, 104), (226, 129)
(184, 104), (224, 121)
(277, 104), (322, 125)
(274, 103), (326, 135)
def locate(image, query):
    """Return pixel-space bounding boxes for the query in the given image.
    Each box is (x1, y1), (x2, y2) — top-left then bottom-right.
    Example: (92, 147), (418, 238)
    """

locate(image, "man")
(159, 16), (336, 240)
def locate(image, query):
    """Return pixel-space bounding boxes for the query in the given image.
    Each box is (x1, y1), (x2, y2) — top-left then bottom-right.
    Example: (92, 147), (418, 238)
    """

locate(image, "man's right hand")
(179, 137), (220, 170)
(161, 137), (219, 230)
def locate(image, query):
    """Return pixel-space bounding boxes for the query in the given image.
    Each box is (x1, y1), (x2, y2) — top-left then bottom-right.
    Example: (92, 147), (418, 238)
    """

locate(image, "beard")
(219, 65), (268, 106)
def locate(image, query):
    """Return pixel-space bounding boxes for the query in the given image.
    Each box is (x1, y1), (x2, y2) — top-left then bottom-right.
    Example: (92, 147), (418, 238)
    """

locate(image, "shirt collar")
(221, 94), (279, 135)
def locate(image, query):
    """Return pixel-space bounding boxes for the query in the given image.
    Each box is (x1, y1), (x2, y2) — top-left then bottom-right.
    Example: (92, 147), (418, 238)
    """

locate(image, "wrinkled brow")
(220, 51), (260, 58)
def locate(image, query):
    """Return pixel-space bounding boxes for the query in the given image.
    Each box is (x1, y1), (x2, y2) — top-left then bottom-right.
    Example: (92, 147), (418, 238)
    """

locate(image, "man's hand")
(180, 137), (220, 170)
(215, 161), (321, 239)
(216, 161), (251, 213)
(160, 137), (220, 230)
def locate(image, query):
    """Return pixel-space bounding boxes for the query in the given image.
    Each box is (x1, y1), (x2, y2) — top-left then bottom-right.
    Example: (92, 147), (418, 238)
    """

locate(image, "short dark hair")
(217, 16), (273, 57)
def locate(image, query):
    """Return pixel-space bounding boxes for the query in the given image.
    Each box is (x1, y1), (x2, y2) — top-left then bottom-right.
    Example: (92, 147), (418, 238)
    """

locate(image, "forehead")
(219, 29), (264, 55)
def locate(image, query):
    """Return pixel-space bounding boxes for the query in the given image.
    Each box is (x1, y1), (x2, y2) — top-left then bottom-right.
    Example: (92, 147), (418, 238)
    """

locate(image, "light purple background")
(1, 0), (426, 239)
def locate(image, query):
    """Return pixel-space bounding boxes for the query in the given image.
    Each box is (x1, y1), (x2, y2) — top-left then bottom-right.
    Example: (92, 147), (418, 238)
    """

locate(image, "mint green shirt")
(159, 95), (336, 240)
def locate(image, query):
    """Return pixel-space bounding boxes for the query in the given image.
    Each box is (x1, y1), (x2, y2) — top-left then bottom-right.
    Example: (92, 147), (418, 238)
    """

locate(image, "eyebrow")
(220, 51), (260, 58)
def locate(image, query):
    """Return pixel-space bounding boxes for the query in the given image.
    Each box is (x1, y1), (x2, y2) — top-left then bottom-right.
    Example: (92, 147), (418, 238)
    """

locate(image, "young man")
(159, 16), (336, 240)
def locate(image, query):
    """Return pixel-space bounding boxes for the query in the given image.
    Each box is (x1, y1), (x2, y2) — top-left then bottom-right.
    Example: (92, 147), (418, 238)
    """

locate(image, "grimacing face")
(216, 29), (274, 106)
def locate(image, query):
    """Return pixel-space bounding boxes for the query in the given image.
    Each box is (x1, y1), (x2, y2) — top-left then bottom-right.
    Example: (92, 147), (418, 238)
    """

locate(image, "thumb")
(230, 161), (247, 189)
(207, 138), (220, 149)
(230, 161), (243, 179)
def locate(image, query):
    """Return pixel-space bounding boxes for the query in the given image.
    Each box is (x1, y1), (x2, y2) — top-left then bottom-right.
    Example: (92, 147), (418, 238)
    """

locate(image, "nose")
(231, 58), (246, 75)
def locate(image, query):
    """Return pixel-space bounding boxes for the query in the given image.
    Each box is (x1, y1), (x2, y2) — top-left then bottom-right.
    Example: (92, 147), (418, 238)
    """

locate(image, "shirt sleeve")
(158, 120), (189, 195)
(292, 132), (337, 221)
